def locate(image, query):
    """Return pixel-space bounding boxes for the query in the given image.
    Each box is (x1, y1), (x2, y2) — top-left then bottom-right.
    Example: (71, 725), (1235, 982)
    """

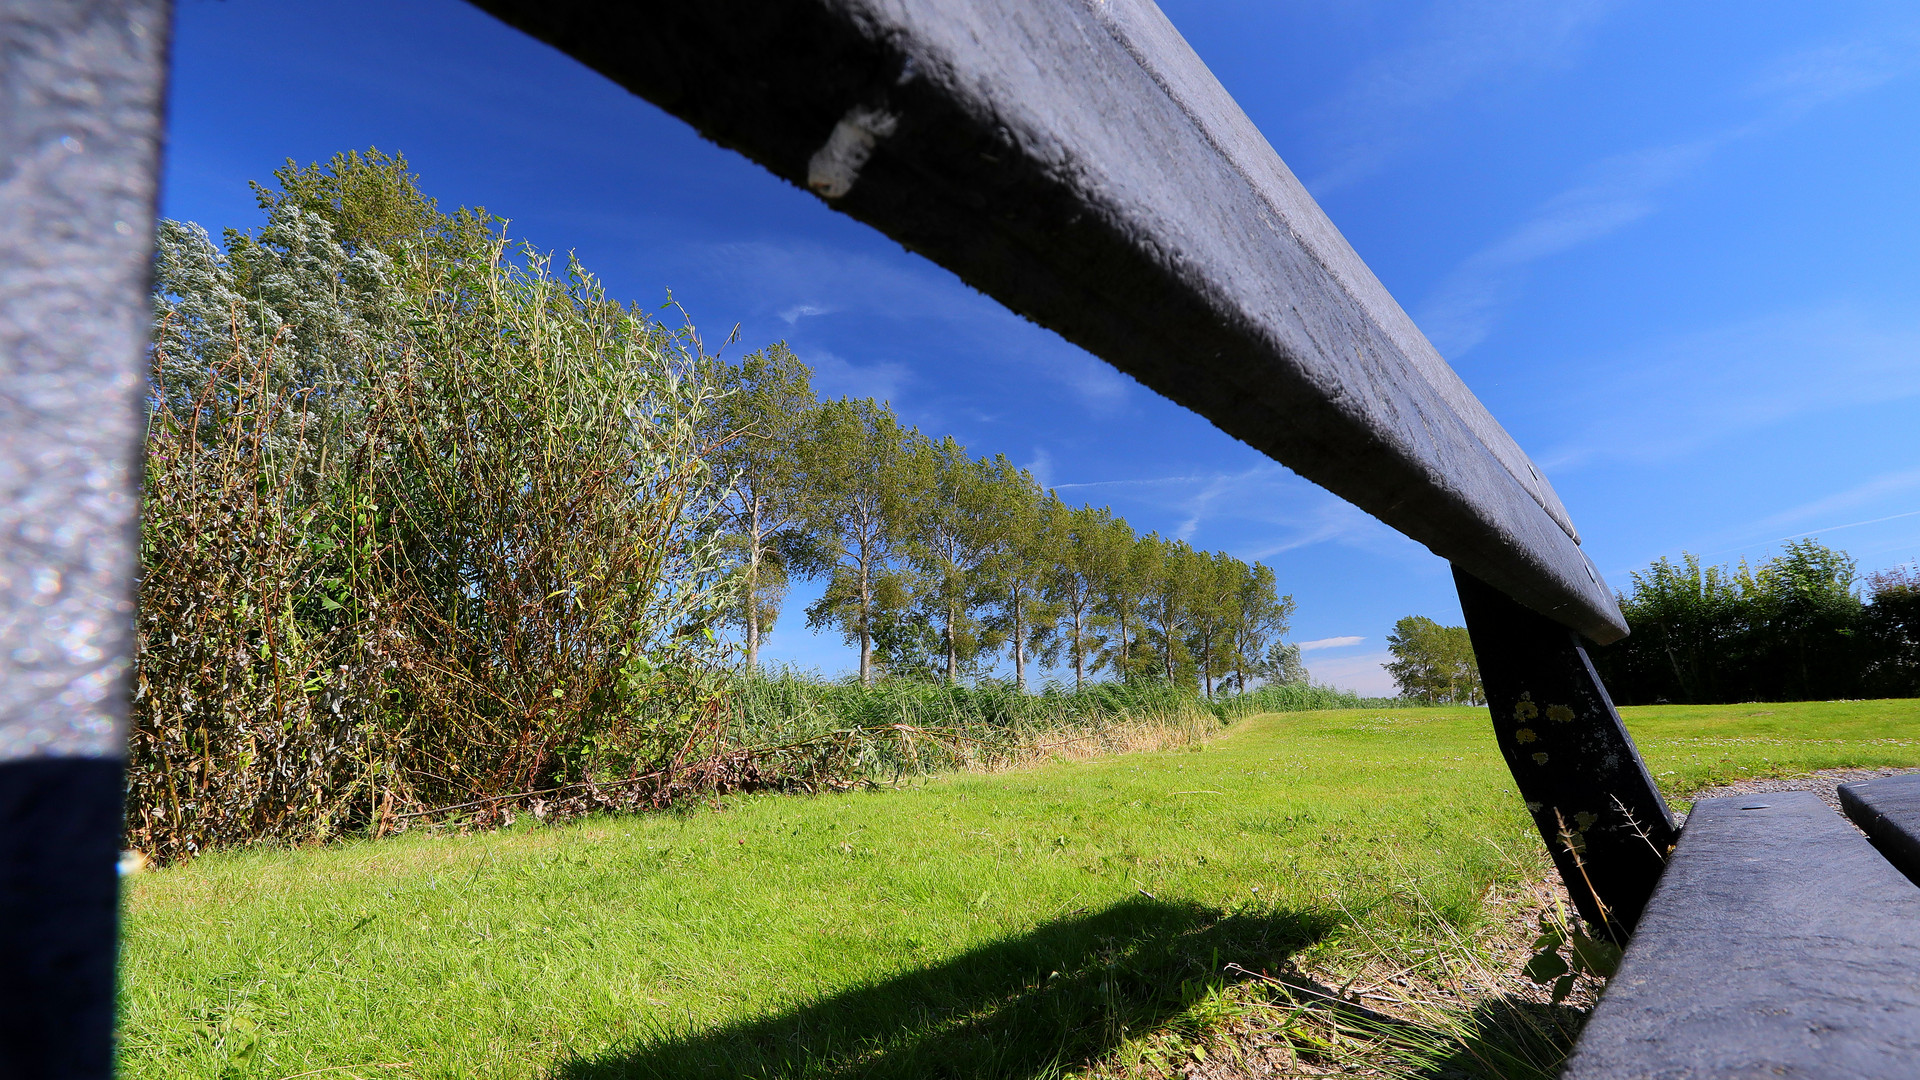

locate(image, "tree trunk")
(1012, 592), (1025, 692)
(745, 496), (762, 669)
(858, 557), (872, 686)
(1071, 603), (1085, 691)
(945, 603), (957, 684)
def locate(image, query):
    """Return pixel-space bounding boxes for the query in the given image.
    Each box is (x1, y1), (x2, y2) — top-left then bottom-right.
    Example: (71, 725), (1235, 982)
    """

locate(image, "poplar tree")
(798, 398), (913, 685)
(1097, 522), (1154, 681)
(1140, 535), (1201, 686)
(707, 343), (816, 668)
(1185, 551), (1240, 698)
(981, 461), (1054, 692)
(902, 434), (993, 682)
(1037, 502), (1115, 690)
(1228, 562), (1296, 694)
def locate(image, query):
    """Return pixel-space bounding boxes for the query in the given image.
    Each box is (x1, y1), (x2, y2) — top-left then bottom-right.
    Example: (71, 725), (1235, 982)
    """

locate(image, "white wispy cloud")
(1045, 353), (1134, 418)
(1023, 446), (1055, 490)
(696, 238), (988, 323)
(1420, 137), (1720, 355)
(1052, 475), (1214, 490)
(1418, 23), (1920, 357)
(779, 303), (832, 324)
(1753, 467), (1920, 534)
(1604, 466), (1920, 582)
(1536, 303), (1920, 472)
(1748, 36), (1916, 116)
(1654, 470), (1920, 572)
(693, 239), (1137, 417)
(1054, 462), (1422, 564)
(1305, 0), (1619, 192)
(805, 348), (912, 404)
(1235, 497), (1403, 562)
(1298, 636), (1365, 652)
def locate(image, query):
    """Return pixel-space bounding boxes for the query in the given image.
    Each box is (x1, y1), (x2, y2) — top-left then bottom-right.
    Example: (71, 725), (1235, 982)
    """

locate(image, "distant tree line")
(1590, 541), (1920, 704)
(706, 346), (1303, 694)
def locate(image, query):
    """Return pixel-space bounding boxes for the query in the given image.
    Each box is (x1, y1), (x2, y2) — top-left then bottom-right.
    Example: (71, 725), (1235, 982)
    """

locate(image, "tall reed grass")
(132, 210), (733, 863)
(718, 671), (1223, 785)
(1211, 682), (1417, 721)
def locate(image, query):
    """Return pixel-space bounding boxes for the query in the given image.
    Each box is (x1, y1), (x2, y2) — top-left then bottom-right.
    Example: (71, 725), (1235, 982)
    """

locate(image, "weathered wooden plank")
(1841, 772), (1920, 887)
(468, 0), (1627, 642)
(0, 1), (171, 1074)
(1561, 793), (1920, 1080)
(1453, 569), (1674, 938)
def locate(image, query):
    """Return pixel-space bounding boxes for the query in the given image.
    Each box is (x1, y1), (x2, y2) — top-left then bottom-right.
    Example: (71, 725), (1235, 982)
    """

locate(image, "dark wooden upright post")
(0, 2), (171, 1074)
(1455, 568), (1677, 940)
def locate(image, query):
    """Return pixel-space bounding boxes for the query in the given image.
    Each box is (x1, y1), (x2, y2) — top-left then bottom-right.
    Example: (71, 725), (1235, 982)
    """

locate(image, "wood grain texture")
(467, 0), (1628, 642)
(1454, 568), (1673, 938)
(1564, 793), (1920, 1080)
(1842, 773), (1920, 887)
(0, 3), (166, 1072)
(0, 0), (168, 762)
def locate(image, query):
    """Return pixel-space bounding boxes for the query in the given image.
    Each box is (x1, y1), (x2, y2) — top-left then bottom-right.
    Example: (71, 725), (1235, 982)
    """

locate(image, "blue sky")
(162, 0), (1920, 694)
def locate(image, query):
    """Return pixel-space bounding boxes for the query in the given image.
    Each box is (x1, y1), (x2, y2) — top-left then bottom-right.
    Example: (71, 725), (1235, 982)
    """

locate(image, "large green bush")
(1590, 541), (1919, 704)
(133, 153), (732, 861)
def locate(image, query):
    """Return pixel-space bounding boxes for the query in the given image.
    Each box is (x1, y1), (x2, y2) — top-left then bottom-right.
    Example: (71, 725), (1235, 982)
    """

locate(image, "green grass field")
(118, 699), (1920, 1079)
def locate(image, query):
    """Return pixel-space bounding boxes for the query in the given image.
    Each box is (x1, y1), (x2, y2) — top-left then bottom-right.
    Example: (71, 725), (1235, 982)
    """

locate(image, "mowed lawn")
(119, 699), (1920, 1079)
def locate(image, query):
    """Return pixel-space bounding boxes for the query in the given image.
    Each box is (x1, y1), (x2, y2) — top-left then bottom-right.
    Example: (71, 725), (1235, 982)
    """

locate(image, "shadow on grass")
(555, 897), (1338, 1080)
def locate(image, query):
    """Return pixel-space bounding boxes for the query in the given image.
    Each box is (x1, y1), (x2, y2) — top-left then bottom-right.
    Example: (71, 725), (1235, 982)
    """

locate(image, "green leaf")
(319, 595), (342, 611)
(1551, 973), (1577, 1003)
(1569, 933), (1623, 978)
(1523, 948), (1569, 984)
(1530, 930), (1565, 951)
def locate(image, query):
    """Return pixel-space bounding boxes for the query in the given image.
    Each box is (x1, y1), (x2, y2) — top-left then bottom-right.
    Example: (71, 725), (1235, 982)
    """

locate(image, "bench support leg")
(1454, 568), (1677, 940)
(1, 2), (172, 1075)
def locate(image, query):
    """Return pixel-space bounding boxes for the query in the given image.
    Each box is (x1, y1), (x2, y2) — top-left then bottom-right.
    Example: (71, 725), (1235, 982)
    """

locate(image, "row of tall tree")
(706, 346), (1301, 693)
(1590, 541), (1920, 704)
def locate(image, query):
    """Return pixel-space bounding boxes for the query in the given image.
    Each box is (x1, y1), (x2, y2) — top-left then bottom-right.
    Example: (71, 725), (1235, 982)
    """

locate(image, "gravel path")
(1680, 766), (1920, 825)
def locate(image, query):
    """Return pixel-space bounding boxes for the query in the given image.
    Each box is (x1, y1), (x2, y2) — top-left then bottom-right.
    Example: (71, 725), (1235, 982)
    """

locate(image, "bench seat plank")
(1561, 792), (1920, 1080)
(1841, 773), (1920, 887)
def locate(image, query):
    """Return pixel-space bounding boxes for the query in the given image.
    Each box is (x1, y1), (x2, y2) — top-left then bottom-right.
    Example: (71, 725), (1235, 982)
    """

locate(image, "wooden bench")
(1562, 793), (1920, 1079)
(1, 0), (1911, 1074)
(1842, 773), (1920, 886)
